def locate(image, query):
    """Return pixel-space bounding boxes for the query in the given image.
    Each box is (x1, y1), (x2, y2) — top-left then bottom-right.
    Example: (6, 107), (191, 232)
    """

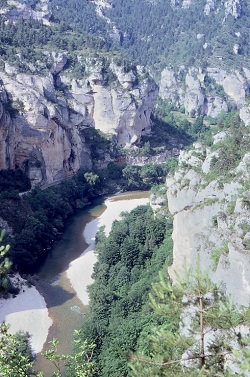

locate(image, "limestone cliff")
(166, 130), (250, 306)
(0, 56), (158, 186)
(160, 66), (249, 118)
(0, 0), (51, 25)
(170, 0), (242, 18)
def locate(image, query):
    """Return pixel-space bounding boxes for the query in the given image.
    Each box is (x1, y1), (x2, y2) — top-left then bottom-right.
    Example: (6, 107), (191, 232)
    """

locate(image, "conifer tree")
(129, 265), (250, 376)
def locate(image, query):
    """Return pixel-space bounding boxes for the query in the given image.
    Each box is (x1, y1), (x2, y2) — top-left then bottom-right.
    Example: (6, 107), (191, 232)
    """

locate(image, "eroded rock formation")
(159, 66), (250, 118)
(170, 0), (242, 18)
(0, 57), (158, 186)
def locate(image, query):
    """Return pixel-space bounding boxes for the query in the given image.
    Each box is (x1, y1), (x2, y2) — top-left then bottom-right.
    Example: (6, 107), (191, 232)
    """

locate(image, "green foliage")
(241, 191), (250, 210)
(121, 163), (169, 190)
(80, 205), (173, 376)
(233, 348), (250, 376)
(0, 169), (104, 272)
(147, 114), (192, 149)
(2, 0), (250, 76)
(84, 172), (100, 187)
(81, 128), (117, 162)
(0, 12), (110, 73)
(3, 0), (242, 74)
(238, 220), (250, 235)
(193, 113), (250, 185)
(0, 169), (31, 194)
(210, 122), (250, 174)
(0, 230), (12, 295)
(0, 156), (170, 272)
(0, 324), (95, 377)
(84, 0), (250, 70)
(129, 266), (250, 376)
(210, 241), (229, 271)
(41, 333), (95, 377)
(149, 106), (212, 153)
(0, 323), (34, 377)
(226, 198), (237, 216)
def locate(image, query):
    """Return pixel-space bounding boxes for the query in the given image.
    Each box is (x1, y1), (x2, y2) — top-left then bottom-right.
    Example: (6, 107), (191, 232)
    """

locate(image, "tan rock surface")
(0, 59), (158, 185)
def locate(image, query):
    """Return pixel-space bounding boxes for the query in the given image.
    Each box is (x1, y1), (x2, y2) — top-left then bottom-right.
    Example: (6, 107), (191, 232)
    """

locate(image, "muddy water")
(34, 191), (149, 376)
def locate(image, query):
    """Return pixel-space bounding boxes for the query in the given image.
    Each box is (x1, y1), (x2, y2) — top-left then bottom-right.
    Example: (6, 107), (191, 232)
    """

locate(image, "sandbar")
(0, 279), (52, 353)
(67, 196), (149, 305)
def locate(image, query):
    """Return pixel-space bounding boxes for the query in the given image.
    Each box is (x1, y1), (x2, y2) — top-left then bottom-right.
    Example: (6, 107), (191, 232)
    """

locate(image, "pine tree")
(129, 265), (250, 376)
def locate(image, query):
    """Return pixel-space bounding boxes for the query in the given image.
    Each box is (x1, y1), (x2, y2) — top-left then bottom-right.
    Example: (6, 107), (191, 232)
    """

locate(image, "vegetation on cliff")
(0, 15), (109, 73)
(0, 321), (95, 377)
(2, 0), (250, 75)
(47, 0), (250, 71)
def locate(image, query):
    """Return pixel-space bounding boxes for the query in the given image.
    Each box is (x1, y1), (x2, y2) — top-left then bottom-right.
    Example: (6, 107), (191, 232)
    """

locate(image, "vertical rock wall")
(0, 59), (158, 186)
(167, 142), (250, 306)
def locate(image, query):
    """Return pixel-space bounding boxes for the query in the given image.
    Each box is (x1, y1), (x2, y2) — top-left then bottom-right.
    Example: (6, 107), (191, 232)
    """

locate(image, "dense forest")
(47, 0), (250, 71)
(0, 16), (109, 73)
(80, 205), (173, 376)
(2, 0), (250, 74)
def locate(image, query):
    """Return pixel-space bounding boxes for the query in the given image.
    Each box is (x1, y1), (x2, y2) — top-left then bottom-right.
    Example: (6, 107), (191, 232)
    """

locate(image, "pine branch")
(131, 351), (232, 367)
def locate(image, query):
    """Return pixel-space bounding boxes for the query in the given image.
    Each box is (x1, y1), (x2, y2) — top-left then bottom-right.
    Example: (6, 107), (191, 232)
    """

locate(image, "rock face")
(159, 66), (250, 118)
(170, 0), (242, 18)
(224, 0), (242, 19)
(0, 58), (158, 186)
(0, 0), (51, 25)
(240, 103), (250, 125)
(166, 138), (250, 306)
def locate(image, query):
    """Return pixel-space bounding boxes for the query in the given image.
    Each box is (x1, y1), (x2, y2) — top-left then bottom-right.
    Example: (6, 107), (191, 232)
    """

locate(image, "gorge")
(1, 0), (250, 376)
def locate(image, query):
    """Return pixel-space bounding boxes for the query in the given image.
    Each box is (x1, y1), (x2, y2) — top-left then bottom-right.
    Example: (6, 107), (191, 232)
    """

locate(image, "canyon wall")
(0, 57), (158, 186)
(166, 136), (250, 305)
(159, 66), (250, 118)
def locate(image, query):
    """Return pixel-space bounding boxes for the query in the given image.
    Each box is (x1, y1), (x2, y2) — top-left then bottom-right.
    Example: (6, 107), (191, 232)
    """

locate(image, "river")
(34, 191), (149, 375)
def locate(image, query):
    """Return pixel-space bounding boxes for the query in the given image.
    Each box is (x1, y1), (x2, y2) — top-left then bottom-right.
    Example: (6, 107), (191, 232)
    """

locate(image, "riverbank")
(0, 192), (149, 355)
(67, 194), (149, 305)
(0, 276), (52, 354)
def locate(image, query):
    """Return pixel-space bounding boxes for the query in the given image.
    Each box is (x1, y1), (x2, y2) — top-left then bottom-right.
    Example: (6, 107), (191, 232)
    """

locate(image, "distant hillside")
(43, 0), (250, 73)
(2, 0), (250, 74)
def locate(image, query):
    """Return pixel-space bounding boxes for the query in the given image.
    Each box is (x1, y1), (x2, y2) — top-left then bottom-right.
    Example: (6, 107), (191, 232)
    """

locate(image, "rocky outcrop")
(184, 71), (205, 116)
(240, 103), (250, 125)
(170, 0), (242, 18)
(159, 67), (185, 109)
(159, 66), (250, 118)
(224, 0), (242, 19)
(0, 58), (158, 186)
(0, 0), (51, 24)
(204, 0), (216, 15)
(166, 137), (250, 306)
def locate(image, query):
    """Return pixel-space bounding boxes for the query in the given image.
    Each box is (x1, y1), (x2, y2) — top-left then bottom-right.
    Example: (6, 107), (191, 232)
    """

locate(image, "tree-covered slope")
(45, 0), (250, 73)
(80, 205), (173, 377)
